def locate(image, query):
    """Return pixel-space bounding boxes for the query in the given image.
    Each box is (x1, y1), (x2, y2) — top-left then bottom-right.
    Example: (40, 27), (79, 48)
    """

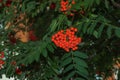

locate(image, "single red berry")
(8, 33), (17, 44)
(80, 10), (85, 15)
(72, 0), (75, 4)
(70, 13), (74, 16)
(5, 0), (12, 7)
(72, 46), (78, 51)
(29, 30), (37, 41)
(16, 68), (22, 75)
(50, 2), (56, 10)
(11, 61), (16, 66)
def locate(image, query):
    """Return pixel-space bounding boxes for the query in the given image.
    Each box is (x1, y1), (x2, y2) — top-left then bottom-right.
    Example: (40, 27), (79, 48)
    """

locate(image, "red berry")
(5, 0), (12, 7)
(15, 68), (22, 75)
(0, 52), (4, 59)
(0, 60), (5, 64)
(50, 2), (56, 10)
(11, 61), (16, 66)
(29, 30), (37, 41)
(72, 0), (76, 4)
(80, 10), (85, 15)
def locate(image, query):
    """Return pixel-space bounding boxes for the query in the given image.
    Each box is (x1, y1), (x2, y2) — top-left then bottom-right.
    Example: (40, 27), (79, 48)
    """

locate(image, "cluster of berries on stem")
(60, 0), (75, 16)
(51, 27), (81, 52)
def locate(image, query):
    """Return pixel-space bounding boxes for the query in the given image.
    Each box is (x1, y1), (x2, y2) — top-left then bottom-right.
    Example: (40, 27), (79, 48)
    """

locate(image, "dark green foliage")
(0, 0), (120, 79)
(60, 51), (88, 80)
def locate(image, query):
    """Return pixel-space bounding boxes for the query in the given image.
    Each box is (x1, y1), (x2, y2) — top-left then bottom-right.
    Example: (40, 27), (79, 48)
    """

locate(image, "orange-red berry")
(72, 0), (75, 4)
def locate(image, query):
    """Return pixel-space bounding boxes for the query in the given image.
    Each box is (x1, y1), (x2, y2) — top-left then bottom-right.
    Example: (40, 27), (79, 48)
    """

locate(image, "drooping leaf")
(73, 57), (88, 68)
(73, 51), (88, 59)
(61, 53), (71, 60)
(61, 57), (72, 67)
(50, 19), (57, 32)
(75, 64), (89, 78)
(63, 64), (74, 73)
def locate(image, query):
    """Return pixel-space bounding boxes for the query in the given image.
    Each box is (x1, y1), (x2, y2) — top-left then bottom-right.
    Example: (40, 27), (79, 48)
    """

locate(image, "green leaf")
(76, 68), (89, 77)
(73, 51), (88, 59)
(21, 2), (26, 12)
(47, 44), (54, 53)
(115, 29), (120, 38)
(61, 53), (71, 60)
(27, 54), (35, 64)
(76, 22), (84, 32)
(64, 64), (74, 73)
(26, 1), (36, 12)
(72, 2), (81, 10)
(75, 64), (89, 78)
(73, 57), (88, 68)
(42, 49), (48, 57)
(88, 22), (97, 35)
(83, 21), (91, 33)
(53, 76), (60, 80)
(50, 19), (57, 32)
(93, 30), (98, 38)
(95, 0), (101, 5)
(83, 0), (94, 9)
(75, 78), (86, 80)
(50, 15), (65, 32)
(64, 71), (76, 80)
(98, 24), (105, 38)
(67, 20), (72, 26)
(6, 65), (14, 77)
(107, 27), (112, 38)
(105, 0), (109, 9)
(61, 57), (72, 67)
(34, 52), (40, 62)
(40, 41), (48, 53)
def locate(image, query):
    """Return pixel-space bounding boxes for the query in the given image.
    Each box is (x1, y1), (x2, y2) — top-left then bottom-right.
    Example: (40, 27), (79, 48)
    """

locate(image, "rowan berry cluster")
(51, 27), (81, 52)
(60, 0), (69, 12)
(60, 0), (75, 16)
(0, 52), (5, 69)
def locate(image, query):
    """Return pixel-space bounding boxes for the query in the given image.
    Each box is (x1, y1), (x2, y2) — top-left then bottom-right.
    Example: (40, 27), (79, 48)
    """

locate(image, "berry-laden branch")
(60, 0), (76, 16)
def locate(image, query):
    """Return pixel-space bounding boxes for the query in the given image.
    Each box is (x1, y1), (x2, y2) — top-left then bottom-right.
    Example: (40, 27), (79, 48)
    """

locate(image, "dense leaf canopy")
(0, 0), (120, 80)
